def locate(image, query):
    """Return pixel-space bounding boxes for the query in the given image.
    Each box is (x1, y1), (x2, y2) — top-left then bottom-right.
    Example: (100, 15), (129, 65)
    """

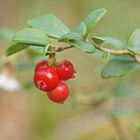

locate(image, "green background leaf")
(27, 14), (70, 39)
(101, 57), (139, 78)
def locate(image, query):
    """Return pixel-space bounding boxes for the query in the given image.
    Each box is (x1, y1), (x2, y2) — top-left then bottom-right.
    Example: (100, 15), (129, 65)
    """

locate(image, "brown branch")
(46, 43), (140, 63)
(94, 44), (134, 56)
(55, 46), (73, 52)
(94, 44), (140, 63)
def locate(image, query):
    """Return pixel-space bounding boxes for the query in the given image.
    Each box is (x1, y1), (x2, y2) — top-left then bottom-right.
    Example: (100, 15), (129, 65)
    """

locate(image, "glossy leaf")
(13, 28), (49, 46)
(70, 40), (95, 53)
(59, 22), (87, 41)
(103, 37), (125, 50)
(59, 32), (82, 42)
(73, 21), (87, 37)
(6, 43), (29, 56)
(92, 36), (105, 45)
(128, 29), (140, 55)
(27, 14), (70, 39)
(84, 8), (107, 37)
(101, 57), (139, 78)
(92, 36), (125, 50)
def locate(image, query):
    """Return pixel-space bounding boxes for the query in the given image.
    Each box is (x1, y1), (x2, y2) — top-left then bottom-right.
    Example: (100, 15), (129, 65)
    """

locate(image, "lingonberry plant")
(5, 8), (140, 103)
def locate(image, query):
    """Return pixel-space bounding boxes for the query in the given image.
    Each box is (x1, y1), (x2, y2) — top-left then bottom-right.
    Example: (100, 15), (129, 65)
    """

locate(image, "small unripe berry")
(47, 82), (69, 103)
(34, 68), (59, 91)
(56, 60), (76, 81)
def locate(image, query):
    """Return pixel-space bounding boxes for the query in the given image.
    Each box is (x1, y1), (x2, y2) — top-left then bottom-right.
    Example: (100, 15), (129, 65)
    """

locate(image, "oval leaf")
(92, 36), (125, 50)
(92, 36), (105, 45)
(103, 37), (125, 50)
(59, 22), (87, 42)
(70, 40), (95, 53)
(27, 14), (70, 39)
(73, 21), (87, 37)
(59, 32), (82, 42)
(84, 8), (107, 37)
(128, 29), (140, 55)
(13, 28), (49, 46)
(101, 57), (139, 78)
(6, 43), (29, 56)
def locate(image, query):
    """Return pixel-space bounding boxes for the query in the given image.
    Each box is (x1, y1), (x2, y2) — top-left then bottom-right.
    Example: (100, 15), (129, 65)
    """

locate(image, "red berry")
(47, 82), (69, 103)
(34, 68), (59, 91)
(35, 59), (49, 71)
(56, 60), (76, 81)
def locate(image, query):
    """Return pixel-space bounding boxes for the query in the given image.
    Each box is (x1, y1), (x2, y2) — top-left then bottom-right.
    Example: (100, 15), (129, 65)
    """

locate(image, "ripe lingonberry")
(47, 82), (69, 103)
(35, 59), (49, 71)
(56, 60), (76, 81)
(34, 68), (59, 91)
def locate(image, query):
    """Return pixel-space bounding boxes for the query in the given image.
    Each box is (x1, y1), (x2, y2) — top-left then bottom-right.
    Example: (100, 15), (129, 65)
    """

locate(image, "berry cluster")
(34, 59), (76, 103)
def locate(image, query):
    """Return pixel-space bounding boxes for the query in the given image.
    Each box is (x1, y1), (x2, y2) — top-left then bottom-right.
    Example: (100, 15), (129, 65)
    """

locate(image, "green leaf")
(92, 36), (105, 45)
(73, 21), (87, 37)
(128, 29), (140, 55)
(92, 36), (125, 50)
(59, 32), (82, 42)
(101, 57), (139, 78)
(84, 8), (107, 37)
(103, 37), (125, 50)
(110, 108), (135, 117)
(6, 43), (29, 56)
(13, 28), (49, 46)
(70, 40), (95, 53)
(0, 28), (15, 41)
(27, 14), (70, 39)
(59, 22), (87, 41)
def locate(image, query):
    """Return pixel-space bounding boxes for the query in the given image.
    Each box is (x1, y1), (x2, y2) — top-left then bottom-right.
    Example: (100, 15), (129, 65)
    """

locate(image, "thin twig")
(55, 46), (73, 52)
(94, 44), (134, 56)
(46, 43), (140, 63)
(94, 43), (140, 63)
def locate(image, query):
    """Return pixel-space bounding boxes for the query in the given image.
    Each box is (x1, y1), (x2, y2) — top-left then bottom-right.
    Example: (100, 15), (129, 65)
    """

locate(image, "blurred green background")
(1, 0), (140, 140)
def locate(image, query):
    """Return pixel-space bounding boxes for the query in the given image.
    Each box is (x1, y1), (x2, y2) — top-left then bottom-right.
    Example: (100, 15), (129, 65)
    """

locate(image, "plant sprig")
(5, 8), (140, 79)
